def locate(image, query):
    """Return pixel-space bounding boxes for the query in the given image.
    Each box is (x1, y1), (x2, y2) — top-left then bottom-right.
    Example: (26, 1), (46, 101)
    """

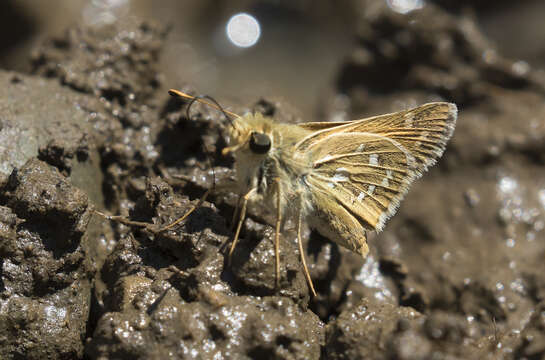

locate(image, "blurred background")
(1, 0), (545, 118)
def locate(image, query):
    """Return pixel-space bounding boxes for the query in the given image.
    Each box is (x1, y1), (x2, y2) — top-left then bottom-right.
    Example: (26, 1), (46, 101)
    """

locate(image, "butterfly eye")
(249, 132), (271, 154)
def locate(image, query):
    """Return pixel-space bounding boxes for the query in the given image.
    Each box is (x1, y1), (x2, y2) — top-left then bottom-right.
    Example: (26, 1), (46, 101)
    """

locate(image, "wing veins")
(349, 178), (399, 192)
(314, 150), (406, 166)
(380, 129), (446, 135)
(309, 178), (388, 223)
(390, 136), (445, 145)
(327, 161), (409, 174)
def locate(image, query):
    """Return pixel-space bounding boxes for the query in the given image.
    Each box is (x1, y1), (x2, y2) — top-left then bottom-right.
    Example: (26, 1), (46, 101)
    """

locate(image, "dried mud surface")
(1, 2), (545, 360)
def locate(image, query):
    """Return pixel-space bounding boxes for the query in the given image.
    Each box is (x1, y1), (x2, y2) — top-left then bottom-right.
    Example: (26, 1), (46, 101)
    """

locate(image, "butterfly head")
(166, 89), (275, 158)
(222, 113), (274, 157)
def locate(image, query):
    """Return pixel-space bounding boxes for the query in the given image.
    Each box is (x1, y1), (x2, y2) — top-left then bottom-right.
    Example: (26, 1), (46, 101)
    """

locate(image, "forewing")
(299, 102), (457, 232)
(297, 102), (457, 176)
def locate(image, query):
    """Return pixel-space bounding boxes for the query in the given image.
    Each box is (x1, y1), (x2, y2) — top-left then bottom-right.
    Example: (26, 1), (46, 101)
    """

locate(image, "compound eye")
(249, 132), (271, 154)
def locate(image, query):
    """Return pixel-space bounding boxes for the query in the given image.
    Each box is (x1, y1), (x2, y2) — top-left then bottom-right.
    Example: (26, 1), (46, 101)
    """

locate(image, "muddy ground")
(1, 1), (545, 359)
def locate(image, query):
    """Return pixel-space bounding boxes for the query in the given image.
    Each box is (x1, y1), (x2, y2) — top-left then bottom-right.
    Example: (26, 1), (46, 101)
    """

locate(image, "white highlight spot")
(381, 177), (389, 187)
(386, 0), (425, 14)
(356, 144), (365, 152)
(369, 154), (379, 166)
(357, 192), (366, 201)
(355, 256), (394, 301)
(226, 13), (261, 48)
(539, 189), (545, 209)
(498, 176), (518, 194)
(368, 185), (376, 195)
(83, 0), (129, 26)
(512, 60), (530, 76)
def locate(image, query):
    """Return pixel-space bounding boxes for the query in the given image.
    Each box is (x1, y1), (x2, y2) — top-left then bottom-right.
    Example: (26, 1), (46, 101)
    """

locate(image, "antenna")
(156, 89), (237, 232)
(168, 89), (239, 124)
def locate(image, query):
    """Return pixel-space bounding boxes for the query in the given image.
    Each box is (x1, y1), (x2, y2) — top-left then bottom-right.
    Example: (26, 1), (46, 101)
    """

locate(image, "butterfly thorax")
(226, 113), (314, 215)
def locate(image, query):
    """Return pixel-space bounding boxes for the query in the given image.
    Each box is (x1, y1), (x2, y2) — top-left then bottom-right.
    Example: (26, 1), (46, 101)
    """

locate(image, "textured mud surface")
(0, 159), (92, 358)
(1, 2), (545, 359)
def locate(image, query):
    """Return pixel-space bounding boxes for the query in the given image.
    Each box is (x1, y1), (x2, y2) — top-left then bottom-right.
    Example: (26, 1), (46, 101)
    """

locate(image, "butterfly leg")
(230, 194), (242, 231)
(296, 201), (317, 297)
(228, 188), (256, 264)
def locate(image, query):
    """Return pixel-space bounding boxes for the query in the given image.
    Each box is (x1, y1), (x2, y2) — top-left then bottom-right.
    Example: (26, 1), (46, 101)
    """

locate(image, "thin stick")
(94, 210), (155, 230)
(492, 317), (498, 344)
(297, 204), (317, 297)
(274, 178), (282, 289)
(158, 188), (211, 232)
(95, 188), (211, 234)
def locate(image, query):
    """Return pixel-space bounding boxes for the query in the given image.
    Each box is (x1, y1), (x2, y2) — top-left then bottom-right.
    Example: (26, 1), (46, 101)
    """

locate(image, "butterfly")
(164, 89), (457, 297)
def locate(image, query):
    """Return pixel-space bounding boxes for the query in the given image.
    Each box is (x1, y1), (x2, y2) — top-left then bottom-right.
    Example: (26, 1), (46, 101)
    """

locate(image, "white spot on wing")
(356, 144), (365, 152)
(421, 131), (429, 139)
(369, 154), (379, 166)
(415, 131), (429, 148)
(382, 169), (393, 186)
(357, 192), (366, 201)
(368, 184), (376, 195)
(332, 167), (349, 182)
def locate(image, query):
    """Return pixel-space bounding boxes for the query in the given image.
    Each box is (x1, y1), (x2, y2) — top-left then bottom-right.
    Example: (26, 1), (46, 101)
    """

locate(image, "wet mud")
(1, 2), (545, 359)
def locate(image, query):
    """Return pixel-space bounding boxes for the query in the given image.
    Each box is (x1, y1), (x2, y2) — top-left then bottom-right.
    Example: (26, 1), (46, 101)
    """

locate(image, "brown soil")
(1, 2), (544, 359)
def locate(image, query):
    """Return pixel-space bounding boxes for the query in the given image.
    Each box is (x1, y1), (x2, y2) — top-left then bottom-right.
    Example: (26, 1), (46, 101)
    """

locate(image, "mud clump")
(3, 159), (89, 242)
(0, 66), (101, 359)
(325, 299), (424, 360)
(0, 159), (92, 359)
(89, 274), (323, 358)
(1, 2), (545, 359)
